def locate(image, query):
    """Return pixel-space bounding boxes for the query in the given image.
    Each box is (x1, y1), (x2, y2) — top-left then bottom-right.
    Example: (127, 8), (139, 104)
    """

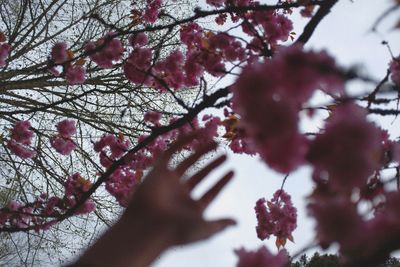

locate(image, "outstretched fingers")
(175, 141), (218, 176)
(158, 132), (198, 165)
(198, 171), (234, 210)
(185, 154), (227, 191)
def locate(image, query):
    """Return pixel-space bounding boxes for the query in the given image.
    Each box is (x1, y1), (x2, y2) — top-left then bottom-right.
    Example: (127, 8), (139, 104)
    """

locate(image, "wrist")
(76, 215), (172, 267)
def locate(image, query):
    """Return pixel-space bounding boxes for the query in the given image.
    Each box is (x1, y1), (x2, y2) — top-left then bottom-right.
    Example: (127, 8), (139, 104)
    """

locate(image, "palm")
(125, 134), (235, 245)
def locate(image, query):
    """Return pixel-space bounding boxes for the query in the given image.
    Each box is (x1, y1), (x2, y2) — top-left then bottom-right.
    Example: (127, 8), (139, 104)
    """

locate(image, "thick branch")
(295, 0), (338, 44)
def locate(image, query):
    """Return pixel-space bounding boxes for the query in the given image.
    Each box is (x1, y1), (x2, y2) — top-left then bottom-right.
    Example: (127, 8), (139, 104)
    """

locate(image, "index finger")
(158, 132), (198, 164)
(198, 170), (234, 210)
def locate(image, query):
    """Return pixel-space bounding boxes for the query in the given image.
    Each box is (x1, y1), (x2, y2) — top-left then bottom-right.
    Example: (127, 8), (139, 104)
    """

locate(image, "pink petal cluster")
(50, 137), (76, 155)
(57, 119), (77, 136)
(125, 22), (247, 90)
(65, 65), (86, 85)
(49, 42), (86, 84)
(153, 50), (186, 90)
(0, 173), (95, 231)
(255, 190), (297, 242)
(251, 11), (293, 44)
(308, 186), (400, 264)
(207, 0), (255, 8)
(124, 47), (153, 85)
(205, 0), (292, 46)
(231, 45), (343, 173)
(144, 0), (162, 23)
(180, 23), (203, 47)
(307, 103), (383, 191)
(10, 120), (34, 144)
(94, 134), (131, 168)
(64, 173), (96, 215)
(129, 32), (149, 47)
(50, 119), (77, 155)
(389, 57), (400, 86)
(105, 167), (141, 207)
(64, 173), (92, 197)
(144, 111), (162, 125)
(234, 246), (287, 267)
(0, 200), (33, 229)
(51, 42), (68, 64)
(0, 42), (11, 67)
(7, 121), (36, 159)
(85, 33), (124, 68)
(180, 24), (246, 83)
(308, 195), (365, 251)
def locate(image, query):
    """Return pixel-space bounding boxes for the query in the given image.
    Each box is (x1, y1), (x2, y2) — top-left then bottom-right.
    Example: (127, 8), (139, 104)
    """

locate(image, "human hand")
(123, 133), (236, 246)
(74, 133), (235, 267)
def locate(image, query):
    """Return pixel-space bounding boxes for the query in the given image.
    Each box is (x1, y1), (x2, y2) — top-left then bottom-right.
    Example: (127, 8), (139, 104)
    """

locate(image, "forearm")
(69, 215), (171, 267)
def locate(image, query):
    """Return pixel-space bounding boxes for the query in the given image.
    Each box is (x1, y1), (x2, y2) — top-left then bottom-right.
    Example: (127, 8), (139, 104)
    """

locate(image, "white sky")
(154, 1), (400, 267)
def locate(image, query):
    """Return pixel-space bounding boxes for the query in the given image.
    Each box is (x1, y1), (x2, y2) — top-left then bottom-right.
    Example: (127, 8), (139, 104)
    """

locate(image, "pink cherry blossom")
(75, 199), (96, 215)
(262, 13), (293, 44)
(154, 50), (186, 90)
(85, 34), (124, 68)
(235, 246), (287, 267)
(144, 111), (162, 125)
(51, 42), (68, 64)
(51, 119), (77, 155)
(7, 121), (36, 159)
(124, 47), (153, 85)
(94, 134), (131, 167)
(10, 120), (34, 145)
(307, 103), (383, 191)
(0, 42), (11, 67)
(105, 167), (141, 206)
(389, 57), (400, 86)
(50, 136), (77, 155)
(180, 23), (203, 47)
(129, 33), (149, 47)
(144, 0), (162, 23)
(255, 190), (297, 242)
(65, 65), (86, 85)
(232, 45), (343, 173)
(308, 194), (366, 251)
(57, 119), (76, 137)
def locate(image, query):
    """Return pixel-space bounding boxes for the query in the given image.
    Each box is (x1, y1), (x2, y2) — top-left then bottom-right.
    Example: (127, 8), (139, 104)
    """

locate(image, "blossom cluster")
(230, 43), (400, 259)
(49, 42), (86, 84)
(6, 120), (79, 159)
(255, 189), (297, 248)
(124, 26), (246, 92)
(84, 32), (124, 69)
(232, 45), (343, 173)
(144, 0), (162, 23)
(7, 121), (37, 159)
(0, 173), (95, 231)
(48, 0), (298, 92)
(0, 32), (11, 67)
(306, 105), (400, 261)
(49, 32), (124, 85)
(308, 187), (400, 262)
(307, 104), (383, 192)
(207, 0), (293, 48)
(390, 57), (400, 86)
(3, 2), (400, 265)
(50, 119), (77, 155)
(93, 114), (221, 205)
(235, 246), (287, 267)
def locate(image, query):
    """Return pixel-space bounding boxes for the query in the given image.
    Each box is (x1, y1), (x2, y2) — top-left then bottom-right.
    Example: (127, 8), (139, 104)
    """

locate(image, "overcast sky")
(154, 1), (400, 266)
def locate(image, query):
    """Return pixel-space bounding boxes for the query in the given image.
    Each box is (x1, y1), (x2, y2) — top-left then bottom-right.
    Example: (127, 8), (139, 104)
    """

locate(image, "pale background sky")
(154, 1), (400, 267)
